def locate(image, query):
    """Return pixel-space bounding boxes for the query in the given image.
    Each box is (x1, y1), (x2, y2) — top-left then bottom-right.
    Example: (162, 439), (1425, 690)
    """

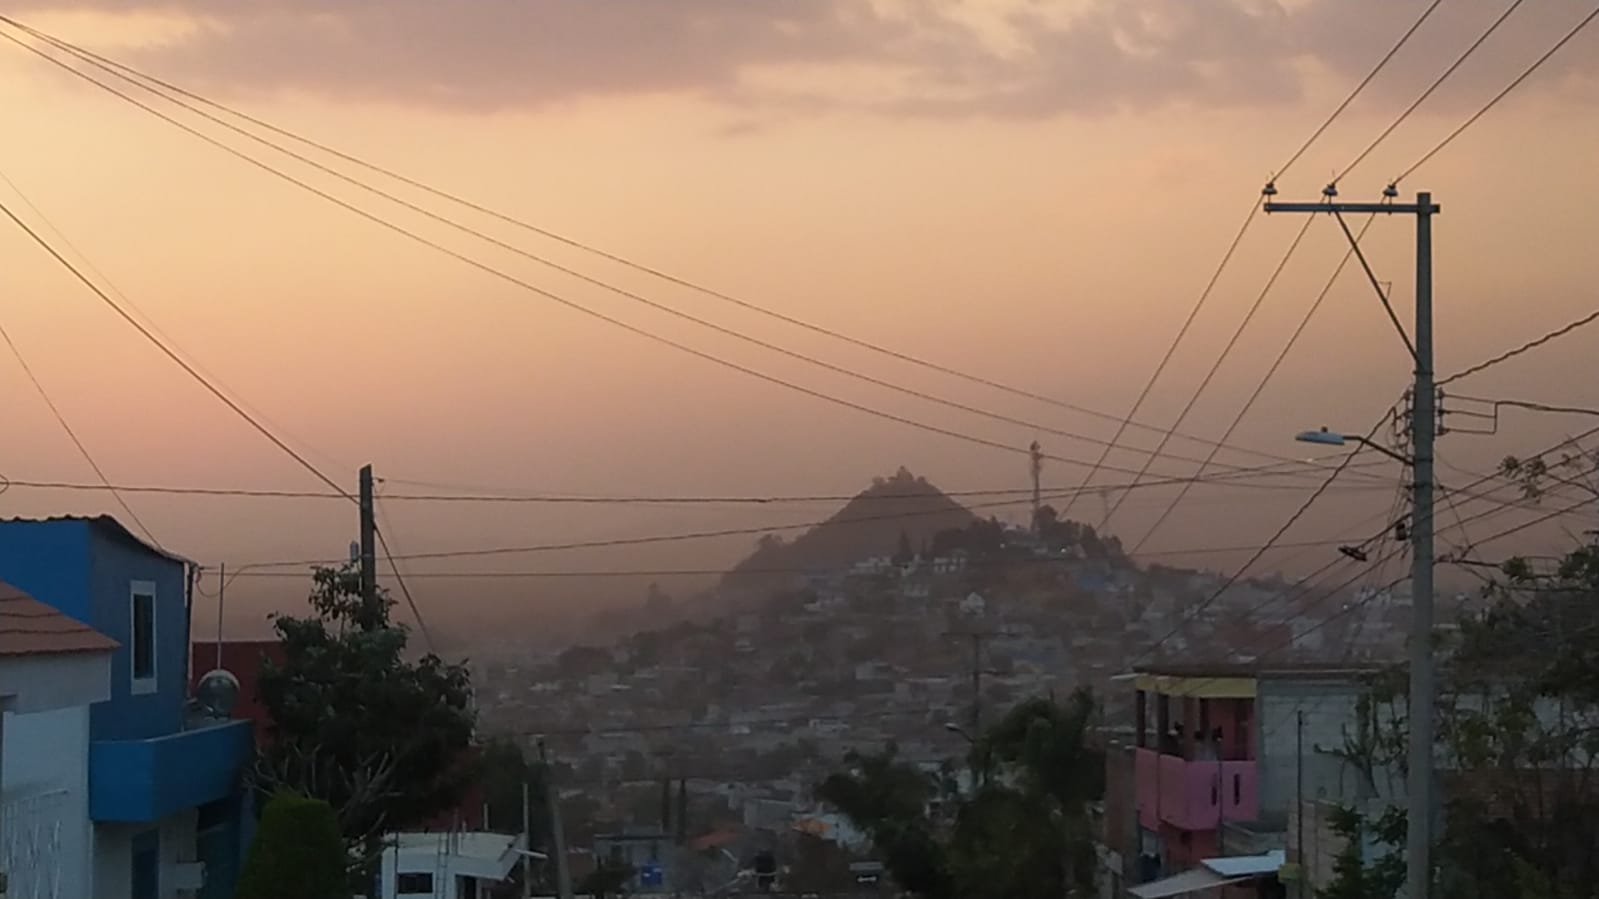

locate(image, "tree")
(236, 792), (350, 899)
(1314, 804), (1404, 899)
(253, 564), (475, 879)
(816, 693), (1106, 899)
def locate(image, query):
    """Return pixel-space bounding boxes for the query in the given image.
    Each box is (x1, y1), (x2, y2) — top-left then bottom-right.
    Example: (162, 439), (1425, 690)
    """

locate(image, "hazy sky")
(1, 1), (1596, 640)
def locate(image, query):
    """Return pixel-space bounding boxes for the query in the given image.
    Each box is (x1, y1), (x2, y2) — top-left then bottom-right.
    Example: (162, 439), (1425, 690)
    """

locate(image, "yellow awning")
(1134, 674), (1256, 699)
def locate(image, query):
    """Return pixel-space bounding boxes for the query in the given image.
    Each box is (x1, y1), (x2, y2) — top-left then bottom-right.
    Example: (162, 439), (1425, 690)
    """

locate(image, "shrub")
(236, 792), (350, 899)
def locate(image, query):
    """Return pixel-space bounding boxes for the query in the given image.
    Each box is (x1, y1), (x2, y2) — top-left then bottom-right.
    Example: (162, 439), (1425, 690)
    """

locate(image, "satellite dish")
(195, 669), (241, 718)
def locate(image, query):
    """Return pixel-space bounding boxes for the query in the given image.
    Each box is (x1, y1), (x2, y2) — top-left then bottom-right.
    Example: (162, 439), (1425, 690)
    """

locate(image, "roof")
(0, 515), (193, 566)
(1203, 850), (1285, 877)
(1132, 662), (1382, 679)
(387, 832), (522, 882)
(0, 581), (117, 656)
(1129, 868), (1250, 898)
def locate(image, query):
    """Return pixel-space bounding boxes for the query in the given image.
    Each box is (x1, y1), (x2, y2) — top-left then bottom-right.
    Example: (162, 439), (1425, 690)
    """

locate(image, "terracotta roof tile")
(0, 581), (117, 656)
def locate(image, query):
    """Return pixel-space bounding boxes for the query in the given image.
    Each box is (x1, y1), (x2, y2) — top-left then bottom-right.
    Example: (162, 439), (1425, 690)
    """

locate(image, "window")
(131, 582), (156, 693)
(396, 873), (433, 894)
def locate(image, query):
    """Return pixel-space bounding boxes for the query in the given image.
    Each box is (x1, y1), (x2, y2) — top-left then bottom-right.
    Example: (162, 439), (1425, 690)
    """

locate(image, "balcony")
(89, 718), (252, 823)
(1134, 748), (1258, 832)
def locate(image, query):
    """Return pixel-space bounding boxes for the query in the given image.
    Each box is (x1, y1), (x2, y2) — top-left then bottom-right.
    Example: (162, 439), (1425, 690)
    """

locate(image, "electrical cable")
(0, 316), (161, 548)
(1336, 0), (1527, 185)
(0, 164), (349, 476)
(0, 460), (1397, 506)
(1132, 415), (1392, 664)
(373, 493), (435, 653)
(0, 14), (1314, 470)
(1128, 214), (1382, 554)
(1099, 215), (1319, 530)
(0, 196), (354, 503)
(222, 541), (1366, 581)
(1439, 307), (1599, 387)
(1059, 201), (1259, 517)
(231, 469), (1410, 571)
(1396, 3), (1599, 183)
(1271, 0), (1448, 181)
(0, 21), (1329, 481)
(0, 29), (1300, 483)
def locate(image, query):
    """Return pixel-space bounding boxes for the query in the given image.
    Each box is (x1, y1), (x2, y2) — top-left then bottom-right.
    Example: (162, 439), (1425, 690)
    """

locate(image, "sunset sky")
(1, 1), (1596, 640)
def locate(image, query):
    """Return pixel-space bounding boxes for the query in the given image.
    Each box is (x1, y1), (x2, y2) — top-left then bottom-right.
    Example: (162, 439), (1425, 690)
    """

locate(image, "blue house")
(0, 516), (253, 899)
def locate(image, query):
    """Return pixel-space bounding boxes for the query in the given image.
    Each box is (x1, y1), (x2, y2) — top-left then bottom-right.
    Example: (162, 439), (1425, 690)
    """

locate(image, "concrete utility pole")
(522, 779), (533, 899)
(1296, 708), (1306, 899)
(539, 739), (574, 899)
(1265, 186), (1438, 899)
(358, 464), (378, 628)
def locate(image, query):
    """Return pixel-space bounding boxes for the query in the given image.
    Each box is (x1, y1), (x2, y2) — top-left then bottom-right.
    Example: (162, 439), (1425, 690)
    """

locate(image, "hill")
(720, 467), (980, 592)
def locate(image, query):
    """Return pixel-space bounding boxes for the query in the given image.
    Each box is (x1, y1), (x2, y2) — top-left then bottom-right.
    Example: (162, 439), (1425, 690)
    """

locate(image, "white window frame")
(130, 580), (157, 695)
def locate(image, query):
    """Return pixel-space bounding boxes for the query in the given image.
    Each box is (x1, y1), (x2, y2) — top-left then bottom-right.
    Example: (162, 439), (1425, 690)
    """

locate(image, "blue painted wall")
(0, 518), (189, 739)
(0, 518), (93, 623)
(89, 719), (252, 822)
(86, 522), (188, 741)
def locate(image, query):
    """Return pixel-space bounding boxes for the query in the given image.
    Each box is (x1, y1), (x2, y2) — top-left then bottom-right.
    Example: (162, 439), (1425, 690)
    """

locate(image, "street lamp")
(944, 722), (976, 744)
(1294, 428), (1411, 466)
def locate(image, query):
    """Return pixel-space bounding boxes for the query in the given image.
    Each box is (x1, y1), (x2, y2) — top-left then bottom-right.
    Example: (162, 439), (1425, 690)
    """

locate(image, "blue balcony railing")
(90, 719), (252, 822)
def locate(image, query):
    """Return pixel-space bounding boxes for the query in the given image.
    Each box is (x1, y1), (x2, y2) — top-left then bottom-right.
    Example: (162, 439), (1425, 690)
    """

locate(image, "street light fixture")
(944, 722), (975, 744)
(1294, 427), (1411, 466)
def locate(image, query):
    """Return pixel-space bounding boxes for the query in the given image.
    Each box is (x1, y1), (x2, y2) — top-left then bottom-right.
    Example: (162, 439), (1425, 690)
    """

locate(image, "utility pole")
(1296, 709), (1306, 899)
(1265, 186), (1438, 899)
(1029, 441), (1043, 533)
(358, 464), (378, 629)
(539, 739), (574, 899)
(215, 563), (225, 671)
(522, 779), (533, 899)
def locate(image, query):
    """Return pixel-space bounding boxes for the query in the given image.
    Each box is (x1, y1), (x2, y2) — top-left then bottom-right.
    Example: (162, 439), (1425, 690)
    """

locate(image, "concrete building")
(1, 580), (117, 899)
(378, 831), (524, 899)
(1109, 663), (1387, 893)
(0, 516), (254, 899)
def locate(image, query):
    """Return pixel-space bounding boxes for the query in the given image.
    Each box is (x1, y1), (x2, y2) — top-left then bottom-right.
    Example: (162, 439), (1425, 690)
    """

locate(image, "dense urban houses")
(1104, 663), (1399, 899)
(0, 516), (254, 899)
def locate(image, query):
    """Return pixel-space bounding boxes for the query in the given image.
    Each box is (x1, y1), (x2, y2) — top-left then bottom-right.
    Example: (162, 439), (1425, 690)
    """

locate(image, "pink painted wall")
(1134, 748), (1259, 831)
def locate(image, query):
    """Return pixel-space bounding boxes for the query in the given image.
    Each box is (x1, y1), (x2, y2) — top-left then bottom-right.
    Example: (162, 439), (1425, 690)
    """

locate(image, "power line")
(0, 22), (1323, 483)
(374, 500), (435, 653)
(0, 461), (1397, 506)
(0, 196), (354, 503)
(1336, 0), (1527, 185)
(0, 164), (350, 477)
(1271, 0), (1449, 180)
(0, 15), (1316, 472)
(1059, 200), (1259, 517)
(1128, 214), (1381, 554)
(1134, 414), (1393, 664)
(1439, 306), (1599, 386)
(1397, 3), (1599, 183)
(232, 471), (1408, 571)
(223, 542), (1364, 580)
(1100, 216), (1319, 530)
(0, 316), (160, 547)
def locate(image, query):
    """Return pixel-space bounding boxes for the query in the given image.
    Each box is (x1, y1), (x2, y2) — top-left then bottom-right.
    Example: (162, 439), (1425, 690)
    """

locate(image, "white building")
(378, 831), (525, 899)
(0, 580), (116, 899)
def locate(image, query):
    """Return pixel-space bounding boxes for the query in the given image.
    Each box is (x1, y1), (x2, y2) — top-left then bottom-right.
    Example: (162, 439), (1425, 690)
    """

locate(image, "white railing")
(1, 789), (69, 899)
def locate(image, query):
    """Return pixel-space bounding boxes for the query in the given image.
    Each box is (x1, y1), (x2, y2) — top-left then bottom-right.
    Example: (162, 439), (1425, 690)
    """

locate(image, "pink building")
(1130, 666), (1260, 874)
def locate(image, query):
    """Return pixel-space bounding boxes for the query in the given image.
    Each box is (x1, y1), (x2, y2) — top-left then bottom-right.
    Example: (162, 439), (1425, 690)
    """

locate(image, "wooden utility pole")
(358, 464), (378, 628)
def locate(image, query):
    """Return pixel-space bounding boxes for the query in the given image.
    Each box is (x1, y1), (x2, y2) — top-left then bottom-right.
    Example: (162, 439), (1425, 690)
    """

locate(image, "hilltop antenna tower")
(1029, 441), (1043, 532)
